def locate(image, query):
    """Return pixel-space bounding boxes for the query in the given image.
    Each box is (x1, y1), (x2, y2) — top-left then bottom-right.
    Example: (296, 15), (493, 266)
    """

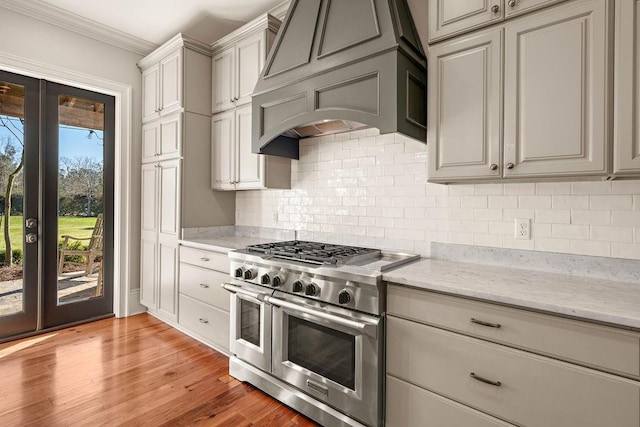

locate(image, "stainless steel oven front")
(224, 281), (272, 373)
(267, 292), (383, 427)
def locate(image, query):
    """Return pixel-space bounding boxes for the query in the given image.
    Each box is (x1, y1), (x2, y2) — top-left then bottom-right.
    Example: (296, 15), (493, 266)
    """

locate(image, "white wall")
(0, 7), (144, 313)
(236, 129), (640, 261)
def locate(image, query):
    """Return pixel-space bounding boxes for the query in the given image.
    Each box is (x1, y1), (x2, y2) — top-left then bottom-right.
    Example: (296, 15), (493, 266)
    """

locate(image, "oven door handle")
(264, 296), (378, 339)
(222, 282), (268, 302)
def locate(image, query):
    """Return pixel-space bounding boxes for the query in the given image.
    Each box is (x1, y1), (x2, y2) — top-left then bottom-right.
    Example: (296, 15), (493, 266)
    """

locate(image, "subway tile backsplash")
(235, 130), (640, 260)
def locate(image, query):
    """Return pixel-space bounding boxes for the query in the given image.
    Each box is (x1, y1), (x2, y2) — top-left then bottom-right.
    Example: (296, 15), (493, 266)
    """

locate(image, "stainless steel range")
(222, 240), (419, 427)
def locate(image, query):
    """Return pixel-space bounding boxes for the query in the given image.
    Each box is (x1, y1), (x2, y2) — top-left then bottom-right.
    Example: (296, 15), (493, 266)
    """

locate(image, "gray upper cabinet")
(210, 13), (290, 191)
(428, 0), (611, 183)
(211, 15), (280, 114)
(503, 0), (609, 178)
(428, 0), (504, 44)
(428, 29), (503, 181)
(428, 0), (567, 44)
(614, 0), (640, 175)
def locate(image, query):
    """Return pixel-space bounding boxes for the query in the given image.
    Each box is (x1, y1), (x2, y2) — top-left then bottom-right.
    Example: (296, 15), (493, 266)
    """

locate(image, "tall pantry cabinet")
(138, 34), (235, 322)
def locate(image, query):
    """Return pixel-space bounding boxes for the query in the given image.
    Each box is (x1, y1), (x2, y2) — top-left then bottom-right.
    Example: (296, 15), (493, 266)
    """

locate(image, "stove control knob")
(261, 273), (272, 285)
(292, 280), (305, 293)
(272, 275), (284, 288)
(243, 269), (256, 280)
(338, 289), (352, 305)
(234, 267), (244, 278)
(305, 283), (319, 296)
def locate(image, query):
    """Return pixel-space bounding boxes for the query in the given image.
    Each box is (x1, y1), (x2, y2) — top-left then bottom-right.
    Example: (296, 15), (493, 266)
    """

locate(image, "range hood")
(252, 0), (427, 159)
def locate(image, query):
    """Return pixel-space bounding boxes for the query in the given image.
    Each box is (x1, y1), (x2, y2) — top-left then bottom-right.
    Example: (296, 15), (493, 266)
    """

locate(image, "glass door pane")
(0, 82), (26, 316)
(56, 95), (105, 304)
(0, 70), (39, 339)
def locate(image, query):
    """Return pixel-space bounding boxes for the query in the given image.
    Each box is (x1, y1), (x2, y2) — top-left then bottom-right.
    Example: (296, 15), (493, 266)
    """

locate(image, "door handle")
(264, 295), (379, 338)
(26, 233), (37, 244)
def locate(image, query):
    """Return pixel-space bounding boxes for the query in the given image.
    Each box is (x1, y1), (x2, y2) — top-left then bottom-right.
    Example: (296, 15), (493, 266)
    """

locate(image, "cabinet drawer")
(386, 375), (514, 427)
(387, 317), (640, 427)
(388, 285), (640, 377)
(179, 246), (229, 272)
(179, 294), (229, 352)
(179, 263), (230, 311)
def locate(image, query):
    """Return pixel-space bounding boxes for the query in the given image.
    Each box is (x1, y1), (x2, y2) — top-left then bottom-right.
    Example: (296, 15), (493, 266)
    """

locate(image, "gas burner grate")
(245, 240), (380, 265)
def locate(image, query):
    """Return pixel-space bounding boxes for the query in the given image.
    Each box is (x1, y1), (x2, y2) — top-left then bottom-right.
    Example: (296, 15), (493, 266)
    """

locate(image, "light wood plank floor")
(0, 314), (319, 426)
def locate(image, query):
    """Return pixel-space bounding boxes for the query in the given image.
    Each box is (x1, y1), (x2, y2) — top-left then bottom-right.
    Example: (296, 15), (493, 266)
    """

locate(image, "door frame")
(0, 53), (139, 319)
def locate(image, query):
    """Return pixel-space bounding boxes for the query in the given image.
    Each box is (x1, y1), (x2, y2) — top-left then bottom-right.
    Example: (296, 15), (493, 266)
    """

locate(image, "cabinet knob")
(491, 4), (500, 13)
(506, 162), (515, 170)
(508, 0), (517, 7)
(489, 163), (498, 171)
(198, 318), (209, 324)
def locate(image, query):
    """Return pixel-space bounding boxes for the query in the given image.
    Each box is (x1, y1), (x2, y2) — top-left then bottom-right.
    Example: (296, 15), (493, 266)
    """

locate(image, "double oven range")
(222, 240), (419, 427)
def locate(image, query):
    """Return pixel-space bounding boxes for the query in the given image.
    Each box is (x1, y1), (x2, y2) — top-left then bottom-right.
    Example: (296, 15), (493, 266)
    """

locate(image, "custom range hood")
(252, 0), (427, 159)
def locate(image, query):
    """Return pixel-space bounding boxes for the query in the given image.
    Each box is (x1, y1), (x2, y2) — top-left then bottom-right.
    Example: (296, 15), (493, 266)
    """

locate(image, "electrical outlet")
(515, 218), (531, 240)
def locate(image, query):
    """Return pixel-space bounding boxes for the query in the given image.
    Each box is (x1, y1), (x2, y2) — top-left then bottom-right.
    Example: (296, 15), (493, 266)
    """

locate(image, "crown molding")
(137, 33), (211, 70)
(0, 0), (157, 56)
(211, 13), (282, 53)
(268, 0), (291, 21)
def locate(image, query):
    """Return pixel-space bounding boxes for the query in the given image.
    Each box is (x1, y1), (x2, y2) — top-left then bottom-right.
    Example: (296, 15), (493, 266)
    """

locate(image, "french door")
(0, 70), (114, 341)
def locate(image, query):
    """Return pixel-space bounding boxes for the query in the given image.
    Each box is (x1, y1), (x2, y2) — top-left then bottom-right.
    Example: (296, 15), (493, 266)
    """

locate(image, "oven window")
(288, 316), (355, 390)
(240, 298), (261, 347)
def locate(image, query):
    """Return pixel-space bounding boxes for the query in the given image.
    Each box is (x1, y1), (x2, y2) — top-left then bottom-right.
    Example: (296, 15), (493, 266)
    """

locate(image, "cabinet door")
(142, 64), (160, 122)
(211, 111), (236, 190)
(428, 0), (504, 43)
(614, 0), (640, 175)
(428, 29), (502, 182)
(140, 236), (157, 310)
(504, 0), (567, 19)
(159, 159), (180, 237)
(159, 113), (181, 159)
(158, 237), (178, 321)
(140, 163), (158, 310)
(212, 48), (236, 114)
(160, 49), (183, 115)
(141, 163), (158, 235)
(236, 32), (265, 107)
(503, 0), (609, 177)
(235, 105), (265, 189)
(142, 121), (159, 163)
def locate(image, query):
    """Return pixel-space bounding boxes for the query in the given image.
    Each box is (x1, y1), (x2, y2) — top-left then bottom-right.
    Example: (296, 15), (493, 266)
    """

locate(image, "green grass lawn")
(0, 216), (98, 252)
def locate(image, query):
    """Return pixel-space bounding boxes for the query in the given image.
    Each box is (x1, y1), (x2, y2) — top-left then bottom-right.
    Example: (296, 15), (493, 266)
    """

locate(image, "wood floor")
(0, 314), (319, 426)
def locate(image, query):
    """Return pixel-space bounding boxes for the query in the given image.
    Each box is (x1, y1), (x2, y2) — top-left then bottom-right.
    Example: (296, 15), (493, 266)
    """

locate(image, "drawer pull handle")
(470, 372), (502, 387)
(198, 318), (209, 324)
(470, 318), (501, 328)
(200, 257), (210, 262)
(199, 283), (210, 289)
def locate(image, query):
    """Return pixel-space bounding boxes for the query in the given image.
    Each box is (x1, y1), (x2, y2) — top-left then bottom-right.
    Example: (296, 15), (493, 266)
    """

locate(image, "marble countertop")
(179, 226), (295, 253)
(179, 235), (277, 253)
(383, 258), (640, 330)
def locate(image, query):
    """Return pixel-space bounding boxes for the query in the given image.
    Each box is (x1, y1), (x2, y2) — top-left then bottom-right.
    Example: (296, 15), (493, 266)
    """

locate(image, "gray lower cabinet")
(178, 245), (230, 354)
(386, 285), (640, 427)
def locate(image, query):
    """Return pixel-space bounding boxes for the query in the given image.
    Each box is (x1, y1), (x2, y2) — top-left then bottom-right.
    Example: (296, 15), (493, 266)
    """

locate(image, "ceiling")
(37, 0), (286, 47)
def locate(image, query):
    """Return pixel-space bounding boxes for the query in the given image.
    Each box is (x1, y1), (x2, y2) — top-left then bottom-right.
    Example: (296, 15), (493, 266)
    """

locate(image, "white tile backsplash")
(235, 131), (640, 260)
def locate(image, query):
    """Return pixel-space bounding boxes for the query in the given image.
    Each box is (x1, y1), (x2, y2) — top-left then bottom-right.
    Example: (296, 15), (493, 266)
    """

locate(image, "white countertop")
(179, 235), (277, 253)
(383, 258), (640, 330)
